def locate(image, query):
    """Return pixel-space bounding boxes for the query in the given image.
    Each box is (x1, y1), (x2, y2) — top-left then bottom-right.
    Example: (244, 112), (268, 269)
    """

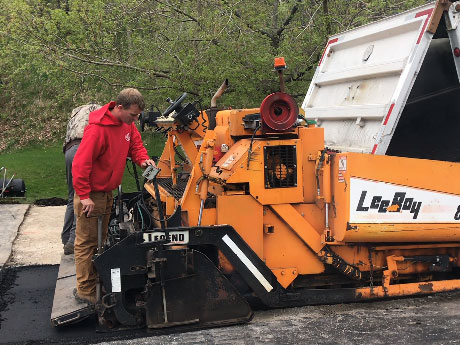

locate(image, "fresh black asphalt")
(3, 265), (460, 345)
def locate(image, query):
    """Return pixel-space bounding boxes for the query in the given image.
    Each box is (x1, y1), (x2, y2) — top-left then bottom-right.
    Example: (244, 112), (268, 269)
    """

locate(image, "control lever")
(142, 165), (161, 181)
(142, 165), (165, 229)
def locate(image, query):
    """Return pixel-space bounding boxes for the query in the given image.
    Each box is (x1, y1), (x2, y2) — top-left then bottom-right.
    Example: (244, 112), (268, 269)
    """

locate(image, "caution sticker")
(338, 156), (347, 182)
(111, 268), (121, 293)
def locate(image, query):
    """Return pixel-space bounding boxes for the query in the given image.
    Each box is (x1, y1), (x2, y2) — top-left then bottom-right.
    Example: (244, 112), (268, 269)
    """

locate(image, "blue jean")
(61, 144), (79, 245)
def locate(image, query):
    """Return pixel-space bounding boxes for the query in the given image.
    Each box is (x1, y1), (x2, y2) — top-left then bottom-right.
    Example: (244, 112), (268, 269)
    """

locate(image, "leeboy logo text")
(356, 191), (422, 219)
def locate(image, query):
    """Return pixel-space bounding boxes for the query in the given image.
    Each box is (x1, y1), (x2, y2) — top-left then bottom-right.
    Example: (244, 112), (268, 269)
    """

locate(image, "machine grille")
(157, 176), (189, 200)
(264, 145), (297, 188)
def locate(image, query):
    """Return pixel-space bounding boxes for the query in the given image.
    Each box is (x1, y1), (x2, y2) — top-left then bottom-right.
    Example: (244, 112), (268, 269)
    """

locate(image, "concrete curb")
(0, 204), (30, 280)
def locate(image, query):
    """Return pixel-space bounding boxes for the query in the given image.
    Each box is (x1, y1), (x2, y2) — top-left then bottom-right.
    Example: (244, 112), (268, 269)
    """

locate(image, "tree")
(0, 0), (428, 151)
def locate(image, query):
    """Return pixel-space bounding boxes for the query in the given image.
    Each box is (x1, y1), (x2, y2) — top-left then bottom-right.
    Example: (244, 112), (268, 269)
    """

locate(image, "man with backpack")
(62, 103), (102, 255)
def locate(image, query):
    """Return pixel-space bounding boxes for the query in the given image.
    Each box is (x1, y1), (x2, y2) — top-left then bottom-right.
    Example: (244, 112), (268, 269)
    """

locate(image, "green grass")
(0, 131), (165, 202)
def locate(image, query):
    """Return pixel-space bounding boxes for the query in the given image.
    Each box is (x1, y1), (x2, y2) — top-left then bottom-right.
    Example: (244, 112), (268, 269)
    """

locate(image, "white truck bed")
(302, 1), (460, 160)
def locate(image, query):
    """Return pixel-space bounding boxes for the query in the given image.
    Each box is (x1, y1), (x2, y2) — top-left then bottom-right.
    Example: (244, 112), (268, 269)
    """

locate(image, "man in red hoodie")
(72, 88), (155, 304)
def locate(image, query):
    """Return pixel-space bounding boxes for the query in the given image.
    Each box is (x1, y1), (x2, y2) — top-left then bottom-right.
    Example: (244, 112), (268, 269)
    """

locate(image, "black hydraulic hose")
(298, 114), (308, 125)
(194, 100), (208, 131)
(247, 123), (262, 169)
(173, 146), (188, 163)
(322, 246), (362, 281)
(153, 177), (166, 229)
(138, 190), (153, 229)
(131, 160), (141, 192)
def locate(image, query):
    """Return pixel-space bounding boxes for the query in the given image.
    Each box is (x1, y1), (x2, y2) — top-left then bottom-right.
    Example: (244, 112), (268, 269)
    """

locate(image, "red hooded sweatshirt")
(72, 102), (149, 200)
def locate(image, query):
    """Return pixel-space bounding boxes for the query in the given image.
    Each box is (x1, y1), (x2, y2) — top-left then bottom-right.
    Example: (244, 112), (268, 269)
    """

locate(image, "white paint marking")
(222, 235), (273, 292)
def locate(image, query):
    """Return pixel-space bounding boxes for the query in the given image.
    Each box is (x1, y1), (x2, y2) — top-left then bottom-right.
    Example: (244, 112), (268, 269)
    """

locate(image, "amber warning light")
(274, 57), (286, 70)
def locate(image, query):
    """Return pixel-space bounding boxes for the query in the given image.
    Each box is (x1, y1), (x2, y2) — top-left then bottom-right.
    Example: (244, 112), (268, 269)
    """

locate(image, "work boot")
(63, 241), (74, 255)
(73, 288), (96, 305)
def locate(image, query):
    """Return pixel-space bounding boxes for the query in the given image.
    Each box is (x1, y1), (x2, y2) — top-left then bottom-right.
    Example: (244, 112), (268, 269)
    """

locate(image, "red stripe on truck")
(371, 144), (378, 155)
(383, 103), (395, 125)
(319, 38), (339, 66)
(415, 8), (433, 44)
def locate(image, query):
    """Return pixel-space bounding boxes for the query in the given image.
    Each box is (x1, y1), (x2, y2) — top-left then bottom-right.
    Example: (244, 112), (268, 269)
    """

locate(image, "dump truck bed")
(302, 1), (460, 160)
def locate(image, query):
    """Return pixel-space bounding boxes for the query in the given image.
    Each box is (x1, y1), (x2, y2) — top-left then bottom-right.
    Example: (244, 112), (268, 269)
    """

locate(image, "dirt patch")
(0, 199), (22, 205)
(34, 198), (67, 206)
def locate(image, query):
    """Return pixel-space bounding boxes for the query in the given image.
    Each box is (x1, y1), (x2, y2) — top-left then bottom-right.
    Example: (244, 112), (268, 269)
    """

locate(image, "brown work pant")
(74, 192), (113, 298)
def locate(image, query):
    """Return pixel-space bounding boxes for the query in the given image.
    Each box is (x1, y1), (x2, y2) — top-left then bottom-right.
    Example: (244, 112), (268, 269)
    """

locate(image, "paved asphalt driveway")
(1, 205), (460, 345)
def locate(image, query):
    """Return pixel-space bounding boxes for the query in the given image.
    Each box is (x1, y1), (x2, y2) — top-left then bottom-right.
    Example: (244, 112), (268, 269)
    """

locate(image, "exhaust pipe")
(208, 79), (228, 130)
(211, 79), (228, 108)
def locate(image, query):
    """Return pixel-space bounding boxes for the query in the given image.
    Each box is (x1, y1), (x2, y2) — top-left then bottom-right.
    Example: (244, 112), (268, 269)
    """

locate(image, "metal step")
(50, 254), (95, 327)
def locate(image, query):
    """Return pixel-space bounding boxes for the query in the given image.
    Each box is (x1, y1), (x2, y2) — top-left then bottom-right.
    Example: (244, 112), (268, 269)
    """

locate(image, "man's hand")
(141, 159), (156, 168)
(81, 198), (95, 216)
